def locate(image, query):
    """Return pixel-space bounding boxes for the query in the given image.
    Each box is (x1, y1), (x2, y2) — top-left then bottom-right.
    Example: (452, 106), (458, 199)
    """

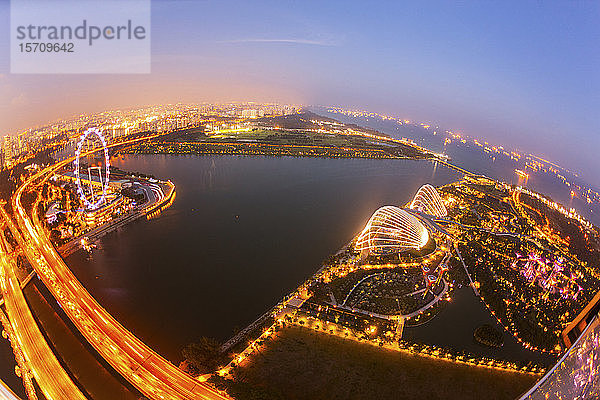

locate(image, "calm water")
(325, 110), (600, 226)
(2, 122), (594, 393)
(403, 287), (556, 365)
(0, 147), (575, 394)
(0, 148), (571, 393)
(66, 155), (462, 362)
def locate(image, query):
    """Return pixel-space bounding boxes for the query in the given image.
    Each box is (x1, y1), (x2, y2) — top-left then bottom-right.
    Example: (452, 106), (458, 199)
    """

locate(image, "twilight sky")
(0, 1), (599, 185)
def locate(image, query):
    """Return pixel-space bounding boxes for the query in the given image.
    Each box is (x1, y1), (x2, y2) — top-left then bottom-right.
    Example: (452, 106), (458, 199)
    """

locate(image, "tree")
(181, 337), (222, 375)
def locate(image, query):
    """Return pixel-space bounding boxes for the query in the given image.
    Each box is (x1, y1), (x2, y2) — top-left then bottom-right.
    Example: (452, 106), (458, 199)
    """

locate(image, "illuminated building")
(356, 206), (429, 255)
(410, 184), (448, 218)
(241, 109), (264, 118)
(82, 194), (126, 226)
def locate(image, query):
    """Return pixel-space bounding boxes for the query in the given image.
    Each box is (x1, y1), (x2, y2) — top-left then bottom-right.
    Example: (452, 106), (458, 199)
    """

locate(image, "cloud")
(219, 38), (337, 47)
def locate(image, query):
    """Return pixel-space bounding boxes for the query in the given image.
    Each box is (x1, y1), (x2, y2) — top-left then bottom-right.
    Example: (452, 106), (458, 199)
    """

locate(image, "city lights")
(511, 253), (583, 300)
(356, 206), (430, 255)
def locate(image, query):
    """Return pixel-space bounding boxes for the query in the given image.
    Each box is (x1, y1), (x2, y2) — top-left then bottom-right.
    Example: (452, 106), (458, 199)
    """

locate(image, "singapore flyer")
(73, 127), (110, 210)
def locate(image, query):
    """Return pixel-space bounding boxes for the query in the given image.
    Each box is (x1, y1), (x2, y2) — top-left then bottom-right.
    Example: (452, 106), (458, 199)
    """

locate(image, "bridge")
(0, 379), (21, 400)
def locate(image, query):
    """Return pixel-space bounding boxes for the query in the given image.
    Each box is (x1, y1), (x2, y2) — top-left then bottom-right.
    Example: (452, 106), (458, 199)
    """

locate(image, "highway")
(0, 216), (87, 400)
(9, 133), (228, 399)
(0, 380), (21, 400)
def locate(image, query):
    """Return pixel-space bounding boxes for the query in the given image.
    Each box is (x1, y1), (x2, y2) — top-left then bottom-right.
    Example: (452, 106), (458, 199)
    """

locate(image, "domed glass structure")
(410, 184), (448, 218)
(356, 206), (430, 255)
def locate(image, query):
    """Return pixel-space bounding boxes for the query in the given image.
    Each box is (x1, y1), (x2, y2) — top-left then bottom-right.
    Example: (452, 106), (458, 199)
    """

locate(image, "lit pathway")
(453, 243), (479, 296)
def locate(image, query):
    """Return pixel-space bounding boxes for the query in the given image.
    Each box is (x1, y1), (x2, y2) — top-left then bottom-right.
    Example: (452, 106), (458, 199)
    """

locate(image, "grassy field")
(202, 129), (384, 150)
(128, 127), (431, 160)
(223, 325), (538, 400)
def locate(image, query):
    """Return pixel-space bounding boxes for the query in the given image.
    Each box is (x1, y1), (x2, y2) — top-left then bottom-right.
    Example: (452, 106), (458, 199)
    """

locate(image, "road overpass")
(0, 379), (21, 400)
(9, 133), (228, 400)
(0, 216), (87, 400)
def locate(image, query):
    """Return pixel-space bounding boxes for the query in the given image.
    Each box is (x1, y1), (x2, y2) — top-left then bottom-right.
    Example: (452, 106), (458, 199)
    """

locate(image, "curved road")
(0, 216), (87, 400)
(11, 134), (228, 400)
(0, 379), (21, 400)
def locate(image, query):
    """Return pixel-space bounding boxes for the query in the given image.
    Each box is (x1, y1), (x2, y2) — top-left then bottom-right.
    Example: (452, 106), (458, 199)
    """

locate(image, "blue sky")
(1, 0), (599, 184)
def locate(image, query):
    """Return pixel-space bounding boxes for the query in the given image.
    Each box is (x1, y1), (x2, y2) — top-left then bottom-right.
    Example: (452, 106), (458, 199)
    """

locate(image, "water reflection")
(66, 155), (461, 361)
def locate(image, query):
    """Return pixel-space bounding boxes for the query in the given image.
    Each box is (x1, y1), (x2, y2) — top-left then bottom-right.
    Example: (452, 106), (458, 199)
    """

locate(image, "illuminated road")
(9, 134), (228, 400)
(511, 189), (577, 265)
(0, 218), (87, 400)
(0, 380), (21, 400)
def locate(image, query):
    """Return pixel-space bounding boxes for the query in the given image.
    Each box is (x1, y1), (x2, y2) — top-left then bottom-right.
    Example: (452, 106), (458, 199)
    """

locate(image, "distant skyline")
(0, 1), (598, 186)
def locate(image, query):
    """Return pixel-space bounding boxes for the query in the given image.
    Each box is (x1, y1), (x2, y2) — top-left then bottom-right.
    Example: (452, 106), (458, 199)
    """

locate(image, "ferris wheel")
(73, 127), (110, 210)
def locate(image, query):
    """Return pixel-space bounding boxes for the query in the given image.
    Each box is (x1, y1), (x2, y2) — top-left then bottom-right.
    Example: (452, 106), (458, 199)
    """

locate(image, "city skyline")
(1, 2), (600, 399)
(0, 100), (598, 400)
(0, 1), (599, 187)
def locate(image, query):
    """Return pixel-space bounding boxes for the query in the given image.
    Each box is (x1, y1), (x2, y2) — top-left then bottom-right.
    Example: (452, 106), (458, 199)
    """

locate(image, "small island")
(474, 324), (504, 348)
